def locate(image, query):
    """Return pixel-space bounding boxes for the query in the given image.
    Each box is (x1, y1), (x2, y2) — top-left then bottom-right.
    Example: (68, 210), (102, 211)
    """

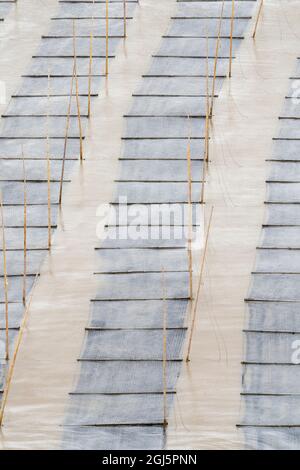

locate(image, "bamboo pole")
(72, 19), (83, 161)
(252, 0), (264, 39)
(47, 71), (52, 248)
(105, 0), (109, 76)
(22, 149), (27, 307)
(88, 0), (95, 117)
(0, 192), (9, 361)
(59, 61), (76, 205)
(0, 272), (39, 426)
(210, 0), (225, 117)
(186, 136), (193, 300)
(201, 34), (209, 204)
(201, 130), (207, 204)
(186, 206), (214, 362)
(205, 32), (210, 167)
(47, 157), (51, 248)
(162, 268), (168, 428)
(123, 0), (127, 38)
(229, 0), (235, 78)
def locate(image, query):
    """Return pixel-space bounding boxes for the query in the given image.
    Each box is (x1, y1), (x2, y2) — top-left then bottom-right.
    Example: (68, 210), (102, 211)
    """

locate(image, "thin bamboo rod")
(229, 0), (235, 78)
(88, 0), (95, 117)
(205, 32), (210, 167)
(105, 0), (109, 76)
(72, 19), (84, 161)
(47, 71), (52, 248)
(201, 129), (207, 204)
(201, 34), (209, 204)
(59, 61), (76, 205)
(0, 272), (39, 426)
(252, 0), (264, 39)
(186, 136), (193, 300)
(123, 0), (127, 38)
(0, 192), (9, 361)
(210, 0), (225, 117)
(186, 206), (214, 363)
(22, 149), (27, 307)
(47, 156), (51, 248)
(162, 268), (168, 427)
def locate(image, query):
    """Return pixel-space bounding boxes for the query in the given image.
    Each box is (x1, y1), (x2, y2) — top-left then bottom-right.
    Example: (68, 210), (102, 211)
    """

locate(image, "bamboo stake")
(47, 157), (51, 248)
(123, 0), (127, 38)
(88, 0), (95, 117)
(47, 71), (52, 248)
(22, 149), (27, 307)
(186, 206), (214, 362)
(210, 0), (225, 117)
(0, 192), (9, 361)
(105, 0), (109, 76)
(0, 272), (39, 426)
(72, 19), (83, 161)
(229, 0), (235, 78)
(59, 60), (76, 205)
(162, 268), (168, 428)
(201, 34), (209, 204)
(186, 136), (193, 300)
(205, 32), (210, 167)
(252, 0), (264, 39)
(201, 133), (207, 204)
